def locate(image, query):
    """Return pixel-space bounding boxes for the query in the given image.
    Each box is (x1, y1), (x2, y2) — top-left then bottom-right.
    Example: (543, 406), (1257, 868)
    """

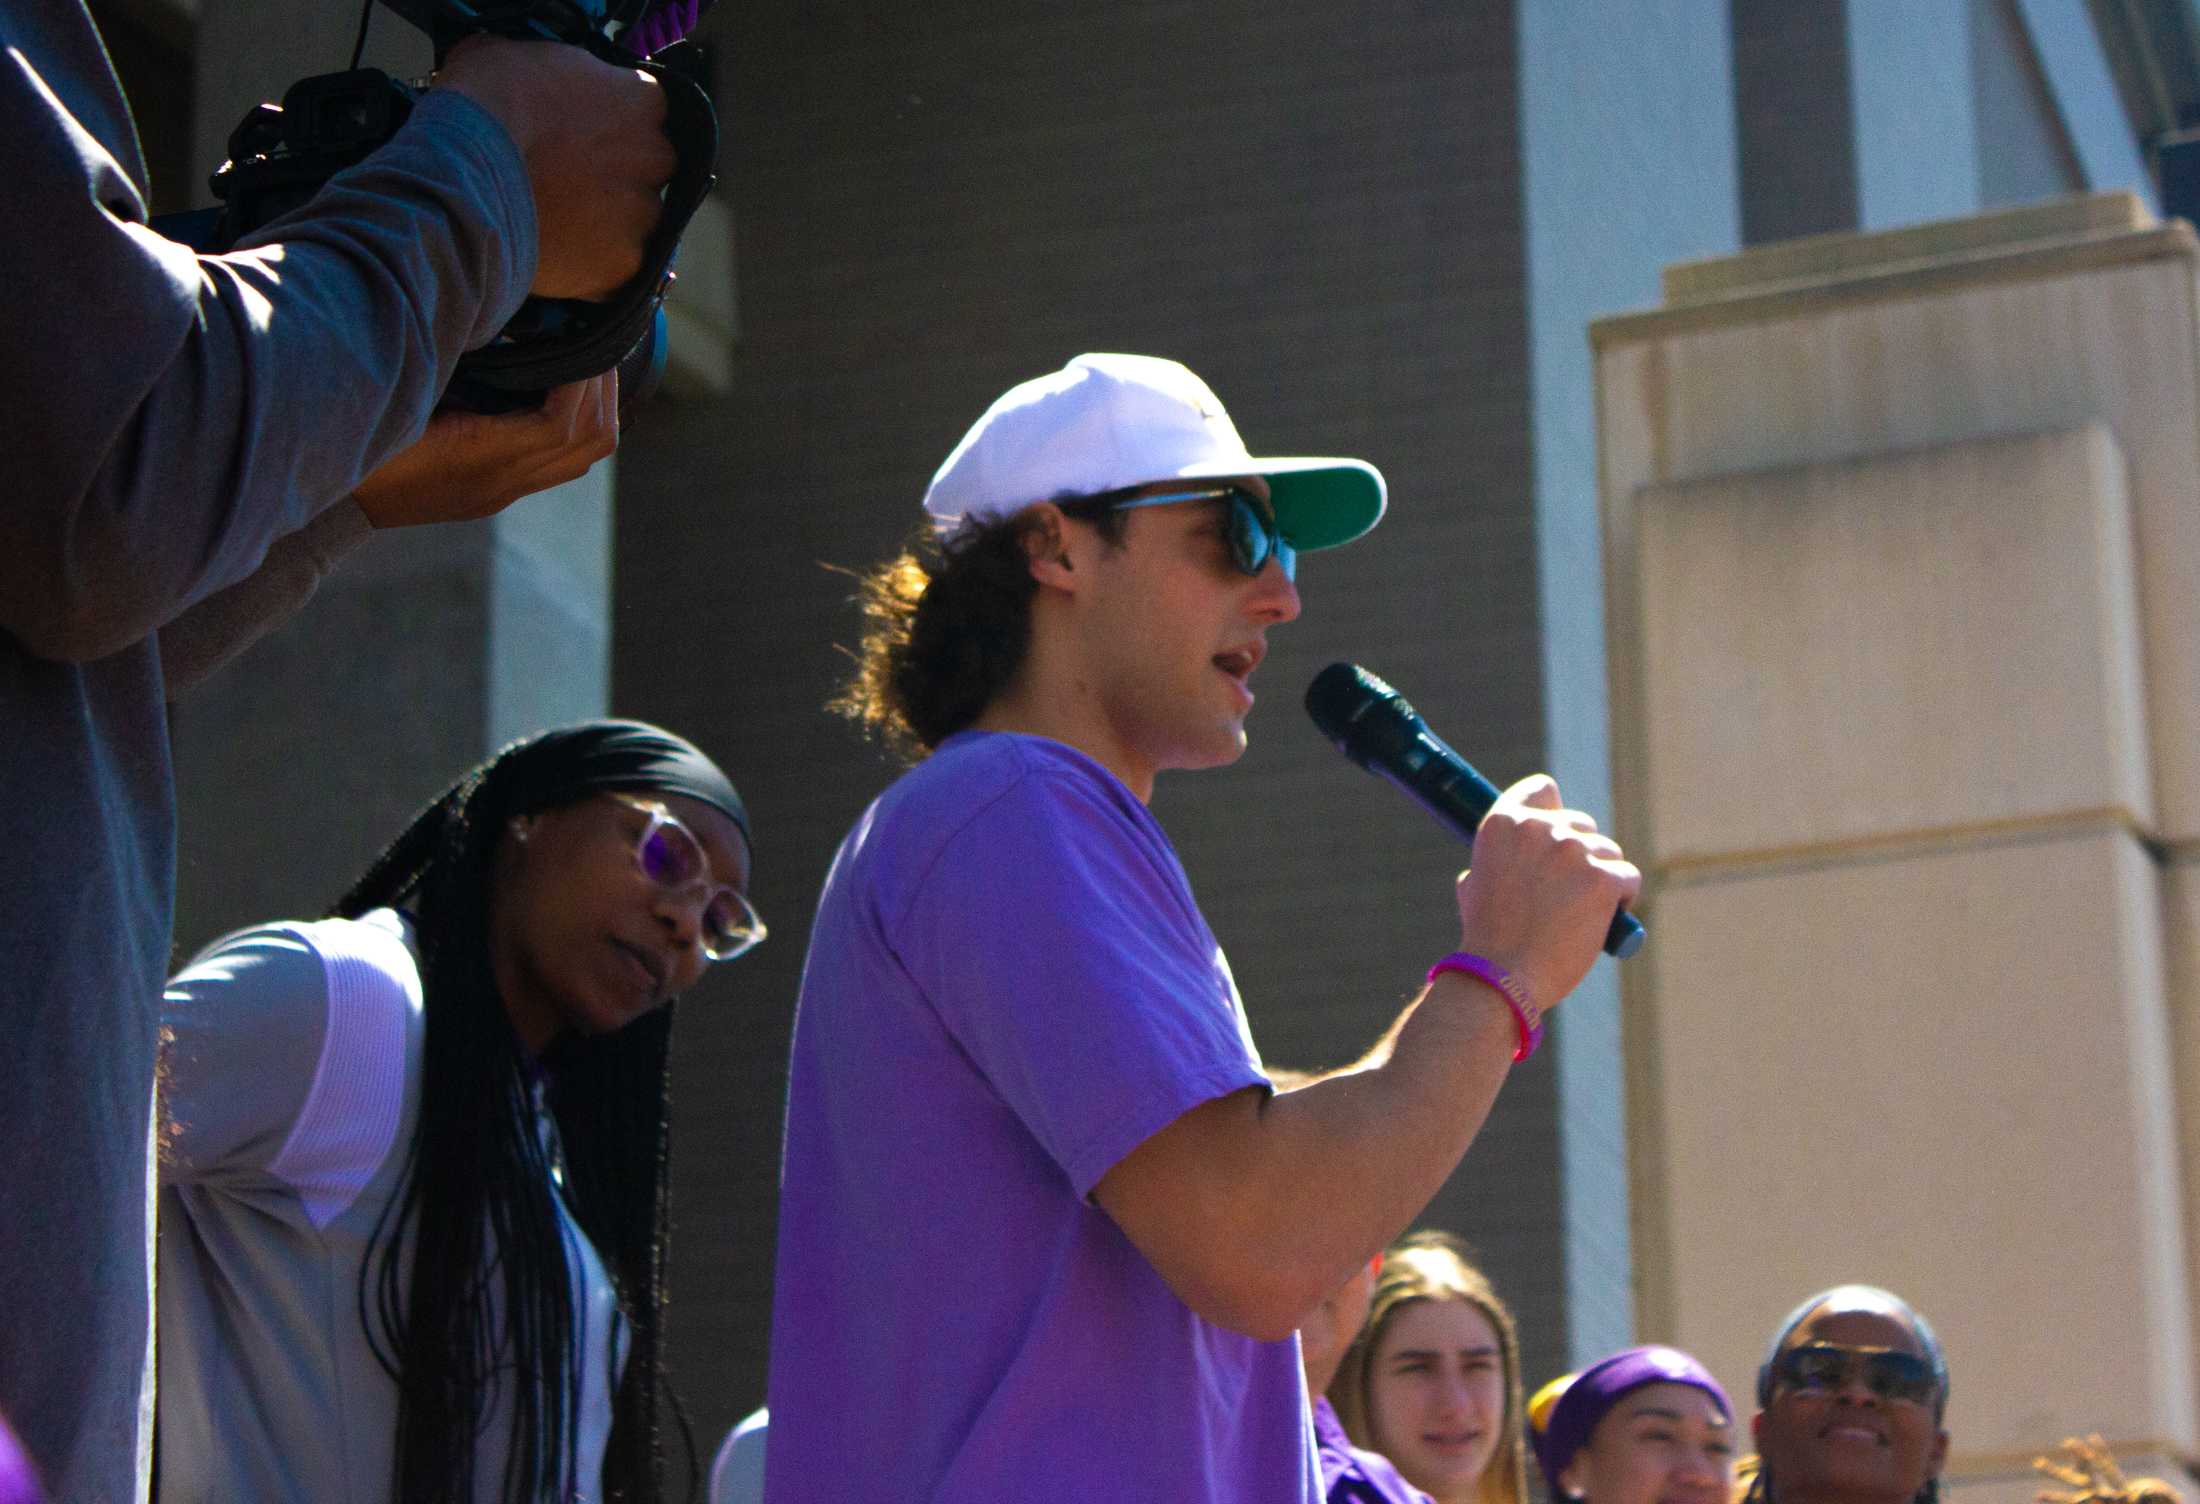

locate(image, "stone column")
(1592, 192), (2200, 1502)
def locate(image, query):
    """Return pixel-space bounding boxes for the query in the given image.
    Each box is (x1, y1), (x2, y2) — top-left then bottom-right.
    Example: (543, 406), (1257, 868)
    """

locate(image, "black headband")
(494, 719), (749, 847)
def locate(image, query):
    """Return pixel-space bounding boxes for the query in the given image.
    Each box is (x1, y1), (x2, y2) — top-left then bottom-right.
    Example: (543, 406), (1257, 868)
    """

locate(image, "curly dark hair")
(832, 497), (1128, 759)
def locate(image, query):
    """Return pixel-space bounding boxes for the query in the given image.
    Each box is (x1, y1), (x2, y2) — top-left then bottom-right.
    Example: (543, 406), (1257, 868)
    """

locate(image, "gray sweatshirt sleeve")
(0, 51), (536, 663)
(157, 499), (376, 700)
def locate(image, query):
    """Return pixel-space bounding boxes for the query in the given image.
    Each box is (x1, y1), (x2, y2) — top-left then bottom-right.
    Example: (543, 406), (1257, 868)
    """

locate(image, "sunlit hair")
(831, 499), (1129, 760)
(2035, 1435), (2184, 1504)
(1328, 1230), (1530, 1504)
(332, 739), (703, 1504)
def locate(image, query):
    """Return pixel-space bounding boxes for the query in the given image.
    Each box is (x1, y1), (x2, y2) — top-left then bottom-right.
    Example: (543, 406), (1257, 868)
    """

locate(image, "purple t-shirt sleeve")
(890, 755), (1268, 1196)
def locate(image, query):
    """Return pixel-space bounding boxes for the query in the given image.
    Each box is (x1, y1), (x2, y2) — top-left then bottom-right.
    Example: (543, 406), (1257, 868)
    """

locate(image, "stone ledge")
(1593, 203), (2196, 348)
(1666, 191), (2156, 304)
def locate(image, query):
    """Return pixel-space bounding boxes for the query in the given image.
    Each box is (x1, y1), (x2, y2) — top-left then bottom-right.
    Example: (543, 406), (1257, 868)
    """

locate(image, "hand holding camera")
(435, 35), (676, 300)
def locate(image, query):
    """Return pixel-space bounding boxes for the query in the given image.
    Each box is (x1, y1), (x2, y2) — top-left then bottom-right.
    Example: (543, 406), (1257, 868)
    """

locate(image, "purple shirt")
(765, 732), (1319, 1503)
(1313, 1397), (1433, 1504)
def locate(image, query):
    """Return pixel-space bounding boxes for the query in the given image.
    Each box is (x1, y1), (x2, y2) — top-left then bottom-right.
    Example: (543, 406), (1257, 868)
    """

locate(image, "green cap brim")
(1259, 460), (1388, 552)
(1172, 455), (1387, 551)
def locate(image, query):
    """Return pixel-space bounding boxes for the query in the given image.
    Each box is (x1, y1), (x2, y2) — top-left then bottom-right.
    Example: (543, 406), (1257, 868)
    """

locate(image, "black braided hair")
(334, 743), (695, 1504)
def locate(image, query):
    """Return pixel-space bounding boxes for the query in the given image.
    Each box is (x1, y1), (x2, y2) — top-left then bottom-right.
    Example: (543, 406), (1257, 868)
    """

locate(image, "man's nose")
(1253, 559), (1301, 622)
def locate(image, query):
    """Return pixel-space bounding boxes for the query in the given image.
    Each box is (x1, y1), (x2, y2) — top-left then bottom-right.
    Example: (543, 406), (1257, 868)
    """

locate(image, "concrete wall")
(1594, 195), (2200, 1494)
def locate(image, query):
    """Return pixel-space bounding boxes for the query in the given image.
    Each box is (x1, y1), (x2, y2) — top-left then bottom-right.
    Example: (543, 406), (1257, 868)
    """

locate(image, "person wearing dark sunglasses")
(1743, 1286), (1951, 1504)
(774, 353), (1640, 1504)
(156, 720), (759, 1504)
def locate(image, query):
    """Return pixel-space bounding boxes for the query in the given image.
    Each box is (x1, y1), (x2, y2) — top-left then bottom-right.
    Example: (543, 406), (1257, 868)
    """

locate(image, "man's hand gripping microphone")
(1305, 661), (1646, 959)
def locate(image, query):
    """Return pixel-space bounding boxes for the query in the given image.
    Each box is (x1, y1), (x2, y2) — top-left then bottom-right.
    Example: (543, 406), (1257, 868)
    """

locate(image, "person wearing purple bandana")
(765, 353), (1640, 1502)
(1530, 1346), (1735, 1504)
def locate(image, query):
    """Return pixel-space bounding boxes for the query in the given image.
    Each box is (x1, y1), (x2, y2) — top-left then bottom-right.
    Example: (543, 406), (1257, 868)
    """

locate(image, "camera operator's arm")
(156, 502), (373, 701)
(0, 34), (663, 664)
(158, 374), (617, 698)
(348, 369), (617, 527)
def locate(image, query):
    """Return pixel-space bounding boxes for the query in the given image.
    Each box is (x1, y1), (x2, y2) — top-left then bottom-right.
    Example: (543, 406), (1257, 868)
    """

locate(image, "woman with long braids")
(1740, 1285), (1951, 1504)
(154, 720), (762, 1503)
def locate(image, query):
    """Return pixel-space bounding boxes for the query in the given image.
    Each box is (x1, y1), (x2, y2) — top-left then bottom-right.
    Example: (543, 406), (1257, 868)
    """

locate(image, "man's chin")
(1198, 729), (1251, 769)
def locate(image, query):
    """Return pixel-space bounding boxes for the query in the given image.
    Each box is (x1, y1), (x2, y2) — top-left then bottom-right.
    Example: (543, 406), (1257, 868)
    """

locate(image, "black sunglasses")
(1770, 1343), (1938, 1407)
(1092, 485), (1296, 581)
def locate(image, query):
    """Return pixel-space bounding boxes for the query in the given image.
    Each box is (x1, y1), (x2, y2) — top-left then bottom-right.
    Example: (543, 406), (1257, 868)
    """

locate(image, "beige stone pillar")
(1592, 194), (2200, 1500)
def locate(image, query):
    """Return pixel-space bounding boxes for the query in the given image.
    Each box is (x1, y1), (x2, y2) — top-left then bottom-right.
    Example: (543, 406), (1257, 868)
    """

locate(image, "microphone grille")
(1302, 659), (1425, 769)
(1306, 661), (1415, 766)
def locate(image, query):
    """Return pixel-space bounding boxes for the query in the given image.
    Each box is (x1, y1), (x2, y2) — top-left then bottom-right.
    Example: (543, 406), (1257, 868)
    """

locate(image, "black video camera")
(162, 0), (717, 425)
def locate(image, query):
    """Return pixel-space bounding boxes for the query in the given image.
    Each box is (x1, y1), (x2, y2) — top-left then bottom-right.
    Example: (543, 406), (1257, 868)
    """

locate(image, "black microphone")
(1304, 661), (1645, 959)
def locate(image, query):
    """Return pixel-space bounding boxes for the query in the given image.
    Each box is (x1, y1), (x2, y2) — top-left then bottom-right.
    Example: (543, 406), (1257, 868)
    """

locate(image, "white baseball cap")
(922, 353), (1387, 552)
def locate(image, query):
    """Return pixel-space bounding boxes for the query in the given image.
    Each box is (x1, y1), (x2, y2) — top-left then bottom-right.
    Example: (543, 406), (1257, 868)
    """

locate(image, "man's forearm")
(1095, 972), (1518, 1340)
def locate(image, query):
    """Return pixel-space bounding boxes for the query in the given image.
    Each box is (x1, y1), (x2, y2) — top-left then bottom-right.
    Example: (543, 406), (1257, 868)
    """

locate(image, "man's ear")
(1023, 504), (1078, 592)
(1927, 1429), (1949, 1478)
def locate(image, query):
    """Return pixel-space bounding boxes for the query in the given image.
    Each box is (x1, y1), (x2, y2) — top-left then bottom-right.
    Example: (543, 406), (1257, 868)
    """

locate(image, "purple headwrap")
(1533, 1345), (1731, 1499)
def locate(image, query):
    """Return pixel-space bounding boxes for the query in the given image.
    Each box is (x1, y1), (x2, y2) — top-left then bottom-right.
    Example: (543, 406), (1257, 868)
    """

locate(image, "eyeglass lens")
(1101, 486), (1295, 581)
(1779, 1345), (1936, 1405)
(636, 812), (765, 961)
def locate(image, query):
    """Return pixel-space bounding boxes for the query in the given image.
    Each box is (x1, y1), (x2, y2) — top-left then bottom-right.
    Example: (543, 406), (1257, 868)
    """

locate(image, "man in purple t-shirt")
(765, 353), (1640, 1503)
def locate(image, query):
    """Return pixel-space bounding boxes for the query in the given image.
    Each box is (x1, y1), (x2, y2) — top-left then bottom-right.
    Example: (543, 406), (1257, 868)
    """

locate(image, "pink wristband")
(1426, 952), (1543, 1062)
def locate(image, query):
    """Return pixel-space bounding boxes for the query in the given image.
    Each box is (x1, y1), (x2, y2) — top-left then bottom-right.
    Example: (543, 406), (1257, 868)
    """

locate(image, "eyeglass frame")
(1072, 483), (1297, 581)
(612, 794), (767, 963)
(1767, 1343), (1940, 1409)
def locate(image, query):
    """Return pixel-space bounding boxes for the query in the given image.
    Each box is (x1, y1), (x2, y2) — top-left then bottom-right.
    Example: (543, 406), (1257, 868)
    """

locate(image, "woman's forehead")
(1383, 1295), (1499, 1350)
(1614, 1382), (1729, 1425)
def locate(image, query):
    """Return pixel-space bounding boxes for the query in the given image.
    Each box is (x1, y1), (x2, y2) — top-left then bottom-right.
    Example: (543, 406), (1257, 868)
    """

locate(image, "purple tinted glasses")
(626, 799), (765, 962)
